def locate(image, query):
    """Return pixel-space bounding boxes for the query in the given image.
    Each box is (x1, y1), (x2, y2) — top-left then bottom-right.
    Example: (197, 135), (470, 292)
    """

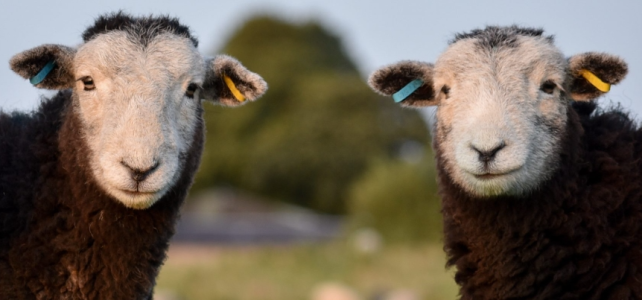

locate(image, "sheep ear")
(567, 52), (628, 101)
(368, 60), (436, 107)
(201, 55), (267, 106)
(10, 44), (76, 90)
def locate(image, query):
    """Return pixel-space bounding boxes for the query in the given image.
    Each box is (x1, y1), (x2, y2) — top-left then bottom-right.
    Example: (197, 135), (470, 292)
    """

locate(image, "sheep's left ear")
(567, 52), (628, 101)
(10, 44), (76, 90)
(201, 55), (267, 106)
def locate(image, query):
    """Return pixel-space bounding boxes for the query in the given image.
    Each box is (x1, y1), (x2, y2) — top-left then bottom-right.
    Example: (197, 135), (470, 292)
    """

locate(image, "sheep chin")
(454, 168), (536, 199)
(106, 187), (168, 210)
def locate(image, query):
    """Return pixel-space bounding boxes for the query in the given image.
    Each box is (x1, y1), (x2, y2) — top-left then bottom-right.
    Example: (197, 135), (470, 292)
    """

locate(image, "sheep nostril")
(471, 142), (506, 163)
(121, 161), (160, 182)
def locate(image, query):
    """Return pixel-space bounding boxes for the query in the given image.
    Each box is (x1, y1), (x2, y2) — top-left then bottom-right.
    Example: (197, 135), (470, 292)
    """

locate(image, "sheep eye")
(185, 83), (198, 99)
(81, 77), (95, 91)
(540, 80), (556, 95)
(441, 85), (451, 98)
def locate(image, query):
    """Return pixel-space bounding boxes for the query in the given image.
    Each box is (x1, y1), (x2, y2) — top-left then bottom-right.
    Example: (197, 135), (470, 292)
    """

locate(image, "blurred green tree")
(347, 155), (443, 244)
(192, 16), (430, 213)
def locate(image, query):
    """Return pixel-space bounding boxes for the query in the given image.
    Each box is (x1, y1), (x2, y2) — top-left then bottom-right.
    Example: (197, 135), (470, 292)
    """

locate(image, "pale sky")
(1, 0), (641, 118)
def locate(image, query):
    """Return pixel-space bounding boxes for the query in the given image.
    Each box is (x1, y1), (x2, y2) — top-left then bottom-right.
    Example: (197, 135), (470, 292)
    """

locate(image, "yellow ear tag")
(579, 69), (610, 93)
(223, 74), (246, 102)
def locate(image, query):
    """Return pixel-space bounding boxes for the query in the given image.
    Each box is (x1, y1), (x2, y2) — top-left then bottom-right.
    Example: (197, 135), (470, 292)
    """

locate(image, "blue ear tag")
(29, 61), (56, 85)
(392, 79), (424, 103)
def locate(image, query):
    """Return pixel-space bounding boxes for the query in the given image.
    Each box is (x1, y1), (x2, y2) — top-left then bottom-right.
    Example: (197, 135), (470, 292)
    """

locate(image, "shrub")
(348, 154), (442, 244)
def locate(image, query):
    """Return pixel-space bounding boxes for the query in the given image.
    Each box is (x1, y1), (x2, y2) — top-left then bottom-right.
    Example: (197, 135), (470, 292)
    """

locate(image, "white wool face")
(433, 36), (568, 197)
(72, 32), (204, 209)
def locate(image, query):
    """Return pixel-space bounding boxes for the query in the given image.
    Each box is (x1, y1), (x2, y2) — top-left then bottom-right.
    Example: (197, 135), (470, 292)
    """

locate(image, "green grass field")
(155, 242), (458, 300)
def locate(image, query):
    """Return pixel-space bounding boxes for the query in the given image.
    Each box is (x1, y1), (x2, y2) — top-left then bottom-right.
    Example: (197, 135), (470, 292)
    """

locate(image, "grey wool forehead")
(450, 25), (554, 48)
(82, 11), (199, 48)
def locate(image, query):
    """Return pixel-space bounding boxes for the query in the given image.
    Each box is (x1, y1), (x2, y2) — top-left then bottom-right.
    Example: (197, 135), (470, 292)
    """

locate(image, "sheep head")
(369, 26), (627, 198)
(9, 13), (267, 209)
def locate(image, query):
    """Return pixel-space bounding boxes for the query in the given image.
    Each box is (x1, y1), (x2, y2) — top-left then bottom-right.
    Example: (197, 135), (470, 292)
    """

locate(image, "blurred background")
(1, 1), (641, 299)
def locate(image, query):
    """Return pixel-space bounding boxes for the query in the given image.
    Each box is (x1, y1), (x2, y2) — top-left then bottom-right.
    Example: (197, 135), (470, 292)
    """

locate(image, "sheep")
(0, 12), (266, 299)
(368, 26), (639, 299)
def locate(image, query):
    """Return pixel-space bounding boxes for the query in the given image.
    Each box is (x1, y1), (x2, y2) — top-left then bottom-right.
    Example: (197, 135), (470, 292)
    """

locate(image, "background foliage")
(192, 16), (432, 215)
(348, 154), (443, 244)
(161, 15), (450, 300)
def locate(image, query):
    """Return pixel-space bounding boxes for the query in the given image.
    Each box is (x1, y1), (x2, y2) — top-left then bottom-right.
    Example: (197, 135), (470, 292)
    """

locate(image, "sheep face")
(10, 15), (267, 209)
(369, 26), (627, 198)
(431, 36), (567, 197)
(72, 31), (204, 209)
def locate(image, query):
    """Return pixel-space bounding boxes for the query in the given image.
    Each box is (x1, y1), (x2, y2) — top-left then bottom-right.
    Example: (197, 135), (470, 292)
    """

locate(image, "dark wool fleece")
(0, 91), (204, 299)
(439, 101), (642, 299)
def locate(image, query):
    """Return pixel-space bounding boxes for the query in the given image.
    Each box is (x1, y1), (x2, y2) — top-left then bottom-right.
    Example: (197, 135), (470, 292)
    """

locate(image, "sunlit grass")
(156, 242), (458, 300)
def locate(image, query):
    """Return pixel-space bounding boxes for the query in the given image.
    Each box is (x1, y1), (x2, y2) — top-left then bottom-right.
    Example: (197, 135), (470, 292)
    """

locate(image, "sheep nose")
(121, 161), (160, 182)
(471, 142), (506, 163)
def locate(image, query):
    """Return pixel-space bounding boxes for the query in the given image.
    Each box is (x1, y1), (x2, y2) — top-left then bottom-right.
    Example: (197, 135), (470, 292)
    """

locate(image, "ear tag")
(223, 74), (246, 102)
(392, 79), (424, 103)
(30, 61), (56, 85)
(579, 69), (610, 92)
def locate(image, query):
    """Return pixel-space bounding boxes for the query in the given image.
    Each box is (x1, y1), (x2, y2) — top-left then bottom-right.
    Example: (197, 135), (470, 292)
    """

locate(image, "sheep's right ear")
(201, 55), (267, 106)
(567, 52), (628, 101)
(10, 44), (76, 90)
(368, 61), (436, 107)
